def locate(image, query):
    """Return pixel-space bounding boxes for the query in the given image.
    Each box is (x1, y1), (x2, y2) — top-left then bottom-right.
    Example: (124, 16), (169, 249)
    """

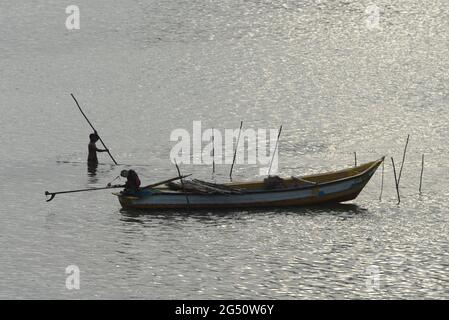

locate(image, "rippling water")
(1, 0), (448, 299)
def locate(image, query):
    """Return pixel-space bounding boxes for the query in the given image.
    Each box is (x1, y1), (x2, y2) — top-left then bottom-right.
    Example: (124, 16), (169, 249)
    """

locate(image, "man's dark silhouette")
(88, 131), (108, 164)
(120, 169), (141, 194)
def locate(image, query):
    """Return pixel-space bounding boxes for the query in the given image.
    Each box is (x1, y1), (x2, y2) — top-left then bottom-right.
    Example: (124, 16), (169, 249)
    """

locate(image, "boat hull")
(117, 158), (383, 210)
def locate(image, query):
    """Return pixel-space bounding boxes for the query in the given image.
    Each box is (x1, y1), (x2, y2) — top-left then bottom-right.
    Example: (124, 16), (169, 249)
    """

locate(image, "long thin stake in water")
(397, 134), (410, 186)
(354, 152), (357, 167)
(268, 125), (283, 176)
(379, 160), (384, 201)
(70, 93), (118, 165)
(391, 157), (400, 204)
(229, 121), (243, 181)
(212, 128), (215, 175)
(419, 154), (424, 194)
(174, 159), (190, 205)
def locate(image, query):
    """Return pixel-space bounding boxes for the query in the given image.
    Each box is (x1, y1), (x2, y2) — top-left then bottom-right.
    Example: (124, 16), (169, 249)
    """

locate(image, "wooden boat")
(115, 157), (384, 210)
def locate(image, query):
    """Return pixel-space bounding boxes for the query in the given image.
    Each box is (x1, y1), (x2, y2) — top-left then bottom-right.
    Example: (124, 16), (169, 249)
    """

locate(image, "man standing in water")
(88, 130), (109, 164)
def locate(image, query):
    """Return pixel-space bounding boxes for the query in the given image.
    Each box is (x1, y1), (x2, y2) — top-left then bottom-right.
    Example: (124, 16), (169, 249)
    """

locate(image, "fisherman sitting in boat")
(120, 169), (141, 194)
(88, 131), (109, 163)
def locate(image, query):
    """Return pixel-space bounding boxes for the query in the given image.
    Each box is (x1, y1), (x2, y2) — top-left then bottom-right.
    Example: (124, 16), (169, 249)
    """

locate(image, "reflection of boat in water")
(115, 158), (384, 210)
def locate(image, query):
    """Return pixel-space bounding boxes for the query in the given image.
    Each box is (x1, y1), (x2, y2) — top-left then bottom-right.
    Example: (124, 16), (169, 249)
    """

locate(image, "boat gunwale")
(117, 157), (384, 199)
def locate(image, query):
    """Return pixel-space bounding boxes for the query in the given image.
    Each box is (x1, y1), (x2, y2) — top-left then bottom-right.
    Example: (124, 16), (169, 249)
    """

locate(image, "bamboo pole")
(391, 157), (400, 204)
(229, 121), (243, 181)
(268, 125), (283, 176)
(419, 154), (424, 194)
(397, 134), (410, 186)
(212, 128), (215, 175)
(379, 160), (384, 201)
(71, 93), (118, 165)
(45, 185), (123, 202)
(174, 160), (190, 205)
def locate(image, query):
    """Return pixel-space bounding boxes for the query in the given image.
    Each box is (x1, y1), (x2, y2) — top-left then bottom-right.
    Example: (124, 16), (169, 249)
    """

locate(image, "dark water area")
(1, 0), (448, 298)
